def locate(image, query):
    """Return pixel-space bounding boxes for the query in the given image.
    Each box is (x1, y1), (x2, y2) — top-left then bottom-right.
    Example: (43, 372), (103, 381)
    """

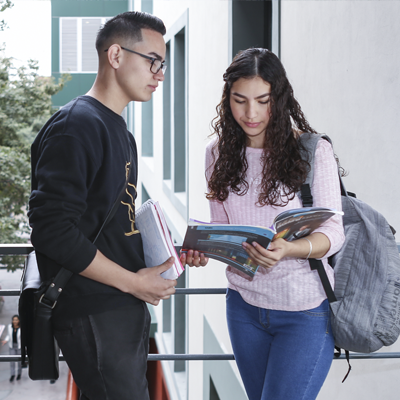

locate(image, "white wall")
(145, 2), (241, 399)
(281, 2), (400, 399)
(281, 0), (400, 231)
(137, 1), (400, 399)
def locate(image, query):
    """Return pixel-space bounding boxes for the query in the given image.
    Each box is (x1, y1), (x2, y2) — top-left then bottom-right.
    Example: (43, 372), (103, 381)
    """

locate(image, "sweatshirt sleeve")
(205, 139), (230, 224)
(29, 133), (99, 274)
(311, 139), (345, 258)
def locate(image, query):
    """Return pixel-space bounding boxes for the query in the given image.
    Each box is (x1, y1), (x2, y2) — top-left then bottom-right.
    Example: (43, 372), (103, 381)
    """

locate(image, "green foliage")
(0, 9), (70, 268)
(0, 0), (12, 32)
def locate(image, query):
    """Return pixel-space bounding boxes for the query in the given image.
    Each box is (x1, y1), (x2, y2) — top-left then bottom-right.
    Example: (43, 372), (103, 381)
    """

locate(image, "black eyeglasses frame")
(104, 46), (167, 74)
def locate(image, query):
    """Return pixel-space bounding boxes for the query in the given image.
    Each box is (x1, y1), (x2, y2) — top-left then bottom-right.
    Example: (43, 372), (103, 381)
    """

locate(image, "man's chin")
(133, 94), (153, 103)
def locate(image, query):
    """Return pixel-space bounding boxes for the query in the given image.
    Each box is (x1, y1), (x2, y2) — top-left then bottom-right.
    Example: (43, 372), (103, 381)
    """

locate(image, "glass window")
(60, 17), (110, 73)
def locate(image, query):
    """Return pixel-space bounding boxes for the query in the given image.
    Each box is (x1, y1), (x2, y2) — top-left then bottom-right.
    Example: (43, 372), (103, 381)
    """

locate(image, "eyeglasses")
(104, 47), (167, 74)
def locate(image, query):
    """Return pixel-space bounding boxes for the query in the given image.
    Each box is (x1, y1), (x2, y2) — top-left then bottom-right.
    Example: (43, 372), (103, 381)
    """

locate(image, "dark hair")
(12, 315), (19, 321)
(207, 48), (317, 207)
(96, 11), (166, 54)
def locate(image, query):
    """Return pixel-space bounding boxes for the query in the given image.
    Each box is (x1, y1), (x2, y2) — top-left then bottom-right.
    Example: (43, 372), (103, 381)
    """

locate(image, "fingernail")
(242, 242), (248, 248)
(194, 251), (199, 257)
(252, 242), (257, 248)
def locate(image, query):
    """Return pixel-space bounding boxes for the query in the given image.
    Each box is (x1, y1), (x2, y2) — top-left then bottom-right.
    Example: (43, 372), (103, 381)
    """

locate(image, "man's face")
(116, 28), (166, 103)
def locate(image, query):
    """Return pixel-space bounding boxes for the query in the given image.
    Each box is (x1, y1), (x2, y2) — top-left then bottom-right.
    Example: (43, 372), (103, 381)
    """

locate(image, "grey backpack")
(298, 133), (400, 359)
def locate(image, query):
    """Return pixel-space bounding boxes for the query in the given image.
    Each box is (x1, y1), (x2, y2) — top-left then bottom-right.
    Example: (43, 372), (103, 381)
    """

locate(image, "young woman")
(3, 315), (22, 382)
(204, 48), (345, 400)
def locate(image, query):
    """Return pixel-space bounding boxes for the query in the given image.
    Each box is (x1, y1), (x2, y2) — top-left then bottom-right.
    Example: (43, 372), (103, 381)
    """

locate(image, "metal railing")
(1, 244), (400, 363)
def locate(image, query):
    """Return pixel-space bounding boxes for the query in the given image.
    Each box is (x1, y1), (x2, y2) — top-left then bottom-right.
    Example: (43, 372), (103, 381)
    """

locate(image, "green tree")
(0, 0), (12, 32)
(0, 0), (69, 269)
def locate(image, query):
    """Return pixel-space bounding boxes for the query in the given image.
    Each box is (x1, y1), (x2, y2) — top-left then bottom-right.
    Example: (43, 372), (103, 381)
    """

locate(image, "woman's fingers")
(242, 241), (280, 268)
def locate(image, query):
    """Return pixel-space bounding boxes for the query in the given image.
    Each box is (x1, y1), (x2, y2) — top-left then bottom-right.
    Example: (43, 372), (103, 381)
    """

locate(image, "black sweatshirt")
(29, 96), (145, 319)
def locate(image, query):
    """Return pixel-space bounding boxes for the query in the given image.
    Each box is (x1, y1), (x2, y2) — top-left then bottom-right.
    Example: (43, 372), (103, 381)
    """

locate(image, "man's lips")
(148, 85), (158, 91)
(244, 122), (261, 128)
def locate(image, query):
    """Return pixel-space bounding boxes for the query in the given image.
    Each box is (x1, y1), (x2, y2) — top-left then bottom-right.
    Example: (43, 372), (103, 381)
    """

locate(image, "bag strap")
(38, 150), (134, 309)
(308, 259), (337, 303)
(298, 133), (354, 381)
(297, 133), (337, 303)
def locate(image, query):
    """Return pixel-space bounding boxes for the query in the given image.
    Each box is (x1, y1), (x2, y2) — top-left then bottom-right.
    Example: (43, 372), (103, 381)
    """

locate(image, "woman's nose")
(245, 103), (258, 119)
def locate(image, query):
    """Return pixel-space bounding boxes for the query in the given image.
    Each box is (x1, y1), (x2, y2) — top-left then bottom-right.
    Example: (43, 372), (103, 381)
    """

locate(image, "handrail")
(1, 352), (400, 362)
(0, 288), (229, 296)
(2, 243), (400, 364)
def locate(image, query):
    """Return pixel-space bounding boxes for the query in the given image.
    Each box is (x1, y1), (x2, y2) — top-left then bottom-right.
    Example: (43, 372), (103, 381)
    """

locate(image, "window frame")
(59, 16), (110, 73)
(162, 10), (189, 221)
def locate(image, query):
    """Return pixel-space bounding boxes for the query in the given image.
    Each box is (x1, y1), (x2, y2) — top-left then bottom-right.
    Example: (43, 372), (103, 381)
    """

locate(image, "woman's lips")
(244, 122), (261, 128)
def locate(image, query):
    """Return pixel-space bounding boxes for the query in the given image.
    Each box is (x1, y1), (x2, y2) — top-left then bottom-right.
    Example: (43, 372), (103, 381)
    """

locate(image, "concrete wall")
(280, 2), (400, 399)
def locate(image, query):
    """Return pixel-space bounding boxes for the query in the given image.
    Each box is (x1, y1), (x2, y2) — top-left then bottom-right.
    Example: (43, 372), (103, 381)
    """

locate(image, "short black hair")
(96, 11), (166, 54)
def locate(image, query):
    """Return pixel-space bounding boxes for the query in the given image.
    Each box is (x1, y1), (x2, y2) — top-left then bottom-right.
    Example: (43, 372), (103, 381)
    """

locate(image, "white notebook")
(135, 199), (184, 280)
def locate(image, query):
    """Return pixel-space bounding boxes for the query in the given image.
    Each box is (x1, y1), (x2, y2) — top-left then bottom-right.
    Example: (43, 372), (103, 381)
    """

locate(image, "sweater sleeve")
(205, 139), (230, 224)
(29, 133), (99, 274)
(311, 139), (345, 258)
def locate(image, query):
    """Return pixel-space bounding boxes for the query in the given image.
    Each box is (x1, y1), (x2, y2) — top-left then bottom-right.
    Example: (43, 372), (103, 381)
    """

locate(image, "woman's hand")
(242, 233), (331, 269)
(242, 238), (290, 269)
(180, 250), (209, 268)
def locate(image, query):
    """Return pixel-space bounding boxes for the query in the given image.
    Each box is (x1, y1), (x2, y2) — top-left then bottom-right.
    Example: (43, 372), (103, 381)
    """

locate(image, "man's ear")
(106, 44), (123, 70)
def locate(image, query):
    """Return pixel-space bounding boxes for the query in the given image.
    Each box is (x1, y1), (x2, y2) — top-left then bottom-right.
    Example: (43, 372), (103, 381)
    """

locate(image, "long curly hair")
(207, 48), (318, 207)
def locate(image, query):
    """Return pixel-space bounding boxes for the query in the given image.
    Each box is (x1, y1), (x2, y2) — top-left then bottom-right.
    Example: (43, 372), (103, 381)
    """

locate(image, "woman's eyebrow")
(231, 92), (271, 99)
(255, 92), (271, 99)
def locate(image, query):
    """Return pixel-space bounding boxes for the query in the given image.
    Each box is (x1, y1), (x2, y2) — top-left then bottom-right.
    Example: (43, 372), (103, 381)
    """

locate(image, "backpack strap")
(297, 133), (334, 204)
(297, 133), (337, 303)
(309, 259), (337, 303)
(298, 133), (352, 381)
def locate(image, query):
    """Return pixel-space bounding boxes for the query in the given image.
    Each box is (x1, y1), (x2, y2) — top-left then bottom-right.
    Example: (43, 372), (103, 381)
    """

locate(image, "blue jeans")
(226, 289), (334, 400)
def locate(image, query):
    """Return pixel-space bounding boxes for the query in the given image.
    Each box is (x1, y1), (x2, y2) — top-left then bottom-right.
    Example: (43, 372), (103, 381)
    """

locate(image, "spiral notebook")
(135, 199), (184, 280)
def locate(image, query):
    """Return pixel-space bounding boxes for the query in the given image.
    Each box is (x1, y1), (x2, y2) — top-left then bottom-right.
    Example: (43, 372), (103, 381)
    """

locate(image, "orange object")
(65, 369), (79, 400)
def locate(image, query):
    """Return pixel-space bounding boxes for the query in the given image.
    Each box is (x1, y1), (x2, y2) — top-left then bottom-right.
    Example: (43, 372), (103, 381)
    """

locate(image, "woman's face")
(229, 76), (272, 148)
(12, 317), (19, 328)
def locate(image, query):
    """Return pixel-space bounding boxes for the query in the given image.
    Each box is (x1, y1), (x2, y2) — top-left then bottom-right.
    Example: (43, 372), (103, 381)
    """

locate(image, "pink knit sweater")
(205, 138), (345, 311)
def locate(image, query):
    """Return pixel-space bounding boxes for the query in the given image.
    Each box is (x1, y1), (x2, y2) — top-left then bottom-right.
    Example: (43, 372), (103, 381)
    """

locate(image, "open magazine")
(182, 207), (343, 277)
(135, 199), (184, 280)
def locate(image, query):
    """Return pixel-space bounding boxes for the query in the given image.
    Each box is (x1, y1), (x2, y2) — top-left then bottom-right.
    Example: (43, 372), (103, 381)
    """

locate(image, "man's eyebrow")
(148, 52), (164, 62)
(231, 92), (271, 99)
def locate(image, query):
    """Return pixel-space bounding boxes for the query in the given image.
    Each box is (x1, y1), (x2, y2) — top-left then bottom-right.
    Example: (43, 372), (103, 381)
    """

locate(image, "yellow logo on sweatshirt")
(121, 161), (139, 236)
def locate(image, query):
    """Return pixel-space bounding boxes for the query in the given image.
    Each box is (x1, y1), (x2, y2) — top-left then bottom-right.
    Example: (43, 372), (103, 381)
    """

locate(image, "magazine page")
(182, 221), (275, 277)
(272, 207), (343, 242)
(135, 200), (184, 280)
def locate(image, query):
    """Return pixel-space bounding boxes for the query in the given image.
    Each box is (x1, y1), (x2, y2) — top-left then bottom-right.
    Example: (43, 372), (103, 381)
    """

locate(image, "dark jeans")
(53, 302), (151, 400)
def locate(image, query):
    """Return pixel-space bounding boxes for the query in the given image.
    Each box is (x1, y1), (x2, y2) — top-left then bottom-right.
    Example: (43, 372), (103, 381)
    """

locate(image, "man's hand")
(180, 250), (209, 268)
(129, 257), (177, 305)
(80, 251), (177, 306)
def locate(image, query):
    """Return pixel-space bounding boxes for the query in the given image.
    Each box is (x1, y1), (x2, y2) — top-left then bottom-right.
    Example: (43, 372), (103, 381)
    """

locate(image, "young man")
(28, 12), (176, 400)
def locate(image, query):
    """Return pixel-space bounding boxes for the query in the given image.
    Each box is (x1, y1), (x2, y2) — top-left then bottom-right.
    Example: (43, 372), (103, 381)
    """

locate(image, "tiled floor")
(0, 268), (69, 400)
